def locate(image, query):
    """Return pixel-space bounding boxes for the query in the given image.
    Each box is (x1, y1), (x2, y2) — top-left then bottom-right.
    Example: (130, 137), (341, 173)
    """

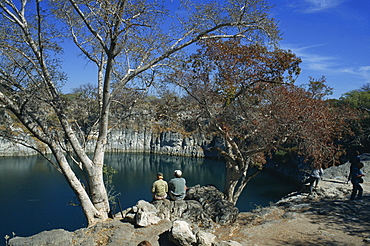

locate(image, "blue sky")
(269, 0), (370, 98)
(62, 0), (370, 99)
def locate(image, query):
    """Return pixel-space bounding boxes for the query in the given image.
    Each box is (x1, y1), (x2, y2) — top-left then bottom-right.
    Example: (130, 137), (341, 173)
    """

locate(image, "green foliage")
(271, 147), (298, 166)
(334, 86), (370, 153)
(103, 165), (120, 206)
(273, 149), (290, 164)
(340, 90), (370, 110)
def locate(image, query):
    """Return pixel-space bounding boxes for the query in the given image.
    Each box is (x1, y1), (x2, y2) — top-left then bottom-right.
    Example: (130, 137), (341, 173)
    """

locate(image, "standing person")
(151, 172), (168, 200)
(350, 162), (365, 201)
(169, 170), (187, 200)
(348, 153), (360, 183)
(308, 166), (324, 195)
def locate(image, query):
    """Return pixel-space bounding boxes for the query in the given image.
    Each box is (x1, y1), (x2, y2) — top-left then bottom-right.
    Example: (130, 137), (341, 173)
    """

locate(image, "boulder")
(152, 199), (211, 226)
(185, 185), (239, 225)
(169, 220), (197, 246)
(123, 200), (161, 227)
(8, 229), (72, 246)
(135, 200), (161, 227)
(196, 231), (216, 246)
(127, 185), (239, 227)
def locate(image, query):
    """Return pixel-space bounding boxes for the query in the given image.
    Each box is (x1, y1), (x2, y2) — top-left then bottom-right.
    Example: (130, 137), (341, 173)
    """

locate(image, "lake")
(0, 153), (298, 245)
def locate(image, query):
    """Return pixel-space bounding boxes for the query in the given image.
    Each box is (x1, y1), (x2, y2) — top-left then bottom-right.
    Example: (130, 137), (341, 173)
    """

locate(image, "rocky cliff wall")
(0, 135), (39, 157)
(264, 154), (370, 184)
(0, 129), (220, 158)
(5, 128), (353, 185)
(105, 130), (208, 157)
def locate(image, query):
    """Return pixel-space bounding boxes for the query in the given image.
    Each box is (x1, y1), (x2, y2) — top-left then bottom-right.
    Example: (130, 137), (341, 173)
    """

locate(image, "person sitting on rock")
(151, 172), (168, 200)
(169, 170), (187, 200)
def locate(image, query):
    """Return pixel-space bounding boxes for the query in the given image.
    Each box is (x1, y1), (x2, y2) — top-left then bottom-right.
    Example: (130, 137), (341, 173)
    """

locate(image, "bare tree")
(0, 0), (280, 225)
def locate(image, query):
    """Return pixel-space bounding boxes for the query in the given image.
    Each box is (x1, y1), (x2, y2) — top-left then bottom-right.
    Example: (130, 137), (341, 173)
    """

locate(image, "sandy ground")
(214, 180), (370, 246)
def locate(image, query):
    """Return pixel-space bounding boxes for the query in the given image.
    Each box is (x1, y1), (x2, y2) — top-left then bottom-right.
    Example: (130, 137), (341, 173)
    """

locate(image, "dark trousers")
(350, 181), (363, 200)
(309, 177), (319, 194)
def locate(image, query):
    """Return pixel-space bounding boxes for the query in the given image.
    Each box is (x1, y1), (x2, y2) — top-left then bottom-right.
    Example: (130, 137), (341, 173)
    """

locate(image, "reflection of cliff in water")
(0, 153), (226, 191)
(105, 153), (226, 190)
(0, 155), (56, 174)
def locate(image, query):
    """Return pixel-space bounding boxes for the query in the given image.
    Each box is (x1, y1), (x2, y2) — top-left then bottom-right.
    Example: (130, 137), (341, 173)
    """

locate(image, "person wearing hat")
(151, 172), (168, 200)
(169, 170), (187, 200)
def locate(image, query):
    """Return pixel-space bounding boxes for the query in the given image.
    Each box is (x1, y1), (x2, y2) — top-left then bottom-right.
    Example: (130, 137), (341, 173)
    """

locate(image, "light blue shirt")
(169, 177), (186, 199)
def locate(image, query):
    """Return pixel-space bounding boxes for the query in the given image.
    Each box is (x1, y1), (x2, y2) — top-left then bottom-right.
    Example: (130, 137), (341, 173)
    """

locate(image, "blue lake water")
(0, 153), (298, 245)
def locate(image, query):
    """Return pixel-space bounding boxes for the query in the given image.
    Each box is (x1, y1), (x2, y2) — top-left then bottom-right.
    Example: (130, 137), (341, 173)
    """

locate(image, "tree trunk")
(85, 52), (115, 222)
(224, 163), (241, 205)
(53, 148), (104, 226)
(86, 163), (110, 222)
(223, 158), (257, 205)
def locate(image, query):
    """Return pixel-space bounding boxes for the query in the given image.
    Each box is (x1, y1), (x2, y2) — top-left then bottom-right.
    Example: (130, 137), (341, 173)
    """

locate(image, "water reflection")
(105, 153), (226, 209)
(106, 153), (226, 189)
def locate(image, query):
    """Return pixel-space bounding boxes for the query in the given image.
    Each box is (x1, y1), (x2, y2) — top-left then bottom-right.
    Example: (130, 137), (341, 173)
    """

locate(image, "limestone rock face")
(104, 130), (217, 158)
(0, 129), (217, 158)
(0, 133), (39, 156)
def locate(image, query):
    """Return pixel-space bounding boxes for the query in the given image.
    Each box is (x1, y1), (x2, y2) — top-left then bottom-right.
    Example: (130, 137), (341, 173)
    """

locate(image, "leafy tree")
(335, 86), (370, 153)
(173, 39), (353, 204)
(340, 89), (370, 111)
(360, 83), (370, 92)
(0, 0), (279, 225)
(305, 76), (333, 100)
